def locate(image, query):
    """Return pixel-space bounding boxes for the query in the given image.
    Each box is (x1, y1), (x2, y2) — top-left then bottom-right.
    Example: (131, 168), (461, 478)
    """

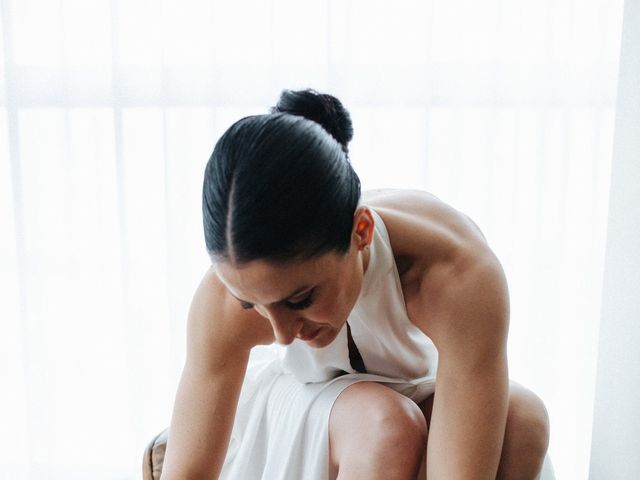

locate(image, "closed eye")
(236, 288), (316, 311)
(285, 290), (315, 310)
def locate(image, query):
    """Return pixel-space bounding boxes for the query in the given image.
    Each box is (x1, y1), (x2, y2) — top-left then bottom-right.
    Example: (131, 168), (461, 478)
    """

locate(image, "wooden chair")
(142, 428), (168, 480)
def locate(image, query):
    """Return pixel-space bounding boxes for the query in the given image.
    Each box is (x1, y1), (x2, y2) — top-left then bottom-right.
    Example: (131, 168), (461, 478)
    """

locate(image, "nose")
(261, 308), (302, 345)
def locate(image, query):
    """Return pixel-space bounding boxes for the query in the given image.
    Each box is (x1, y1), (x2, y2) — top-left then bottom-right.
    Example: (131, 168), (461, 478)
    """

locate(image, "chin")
(307, 337), (332, 349)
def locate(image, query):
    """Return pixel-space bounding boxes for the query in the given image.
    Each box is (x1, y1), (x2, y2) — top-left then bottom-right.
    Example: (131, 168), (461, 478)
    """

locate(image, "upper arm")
(161, 268), (273, 479)
(185, 267), (274, 372)
(373, 192), (511, 477)
(417, 248), (510, 374)
(415, 249), (511, 478)
(368, 189), (509, 371)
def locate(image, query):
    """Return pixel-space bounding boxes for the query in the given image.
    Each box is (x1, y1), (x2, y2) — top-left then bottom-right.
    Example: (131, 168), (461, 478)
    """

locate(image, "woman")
(160, 89), (551, 479)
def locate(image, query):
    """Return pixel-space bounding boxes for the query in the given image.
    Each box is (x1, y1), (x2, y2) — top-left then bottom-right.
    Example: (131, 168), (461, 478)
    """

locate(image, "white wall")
(589, 0), (640, 478)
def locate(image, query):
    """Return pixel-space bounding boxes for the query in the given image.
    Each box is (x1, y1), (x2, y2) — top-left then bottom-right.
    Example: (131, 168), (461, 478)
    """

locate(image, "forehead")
(214, 254), (341, 303)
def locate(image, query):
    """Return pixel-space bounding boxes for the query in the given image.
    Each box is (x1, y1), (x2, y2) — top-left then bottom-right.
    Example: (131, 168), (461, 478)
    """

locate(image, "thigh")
(497, 381), (550, 478)
(416, 380), (548, 428)
(415, 380), (550, 479)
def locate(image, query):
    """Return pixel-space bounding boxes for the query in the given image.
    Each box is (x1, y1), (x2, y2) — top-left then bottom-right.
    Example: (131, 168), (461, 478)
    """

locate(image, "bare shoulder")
(361, 188), (491, 270)
(362, 189), (508, 351)
(186, 267), (275, 372)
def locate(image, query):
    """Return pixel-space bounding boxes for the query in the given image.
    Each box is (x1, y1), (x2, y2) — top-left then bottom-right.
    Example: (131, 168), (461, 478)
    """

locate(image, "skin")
(161, 188), (549, 479)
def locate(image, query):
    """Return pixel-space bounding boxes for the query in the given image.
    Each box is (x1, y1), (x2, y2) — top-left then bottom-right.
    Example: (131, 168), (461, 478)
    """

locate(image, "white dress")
(218, 208), (555, 480)
(217, 208), (437, 479)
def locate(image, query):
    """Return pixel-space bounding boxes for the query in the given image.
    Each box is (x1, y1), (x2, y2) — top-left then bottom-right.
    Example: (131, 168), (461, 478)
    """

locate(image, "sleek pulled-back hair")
(202, 89), (361, 265)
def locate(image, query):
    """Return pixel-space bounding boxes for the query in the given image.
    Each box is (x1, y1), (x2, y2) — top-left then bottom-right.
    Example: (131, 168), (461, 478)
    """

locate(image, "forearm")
(161, 359), (247, 480)
(426, 361), (509, 479)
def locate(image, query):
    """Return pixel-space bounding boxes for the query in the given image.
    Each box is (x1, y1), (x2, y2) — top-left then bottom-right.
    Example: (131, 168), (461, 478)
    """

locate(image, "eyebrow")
(231, 285), (313, 306)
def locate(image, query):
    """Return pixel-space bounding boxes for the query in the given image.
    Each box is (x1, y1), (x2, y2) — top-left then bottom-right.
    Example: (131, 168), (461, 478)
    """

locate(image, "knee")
(329, 382), (428, 467)
(367, 389), (429, 450)
(503, 388), (550, 476)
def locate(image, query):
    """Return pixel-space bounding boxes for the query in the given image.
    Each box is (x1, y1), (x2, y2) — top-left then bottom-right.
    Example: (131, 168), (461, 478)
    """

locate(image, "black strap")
(346, 321), (367, 373)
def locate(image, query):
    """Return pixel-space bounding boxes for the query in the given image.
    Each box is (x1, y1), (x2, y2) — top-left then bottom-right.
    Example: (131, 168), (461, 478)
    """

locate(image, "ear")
(352, 207), (375, 251)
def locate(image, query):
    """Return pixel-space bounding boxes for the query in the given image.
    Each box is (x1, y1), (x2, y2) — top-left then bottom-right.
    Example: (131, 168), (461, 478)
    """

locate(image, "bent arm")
(417, 252), (510, 479)
(160, 354), (249, 480)
(160, 269), (270, 479)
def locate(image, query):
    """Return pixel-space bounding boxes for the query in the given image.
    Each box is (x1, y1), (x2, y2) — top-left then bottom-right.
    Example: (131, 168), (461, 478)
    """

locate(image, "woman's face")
(214, 208), (373, 348)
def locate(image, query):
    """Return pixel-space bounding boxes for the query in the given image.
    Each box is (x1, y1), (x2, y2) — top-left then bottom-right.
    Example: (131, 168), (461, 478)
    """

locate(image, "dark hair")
(202, 89), (361, 265)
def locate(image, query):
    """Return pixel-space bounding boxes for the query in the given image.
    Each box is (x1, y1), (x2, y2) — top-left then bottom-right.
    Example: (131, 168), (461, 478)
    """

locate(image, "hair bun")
(271, 89), (353, 155)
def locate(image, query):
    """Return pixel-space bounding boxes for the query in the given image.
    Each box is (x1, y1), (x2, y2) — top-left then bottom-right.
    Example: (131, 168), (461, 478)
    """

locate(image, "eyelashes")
(239, 289), (316, 311)
(285, 291), (315, 310)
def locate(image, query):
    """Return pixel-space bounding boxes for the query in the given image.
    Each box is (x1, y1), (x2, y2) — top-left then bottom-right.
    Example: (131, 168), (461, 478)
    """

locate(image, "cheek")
(340, 261), (362, 301)
(317, 282), (361, 325)
(312, 257), (363, 324)
(311, 300), (337, 323)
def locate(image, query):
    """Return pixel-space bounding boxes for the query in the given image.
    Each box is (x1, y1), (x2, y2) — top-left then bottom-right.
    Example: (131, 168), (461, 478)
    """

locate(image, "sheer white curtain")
(0, 0), (624, 478)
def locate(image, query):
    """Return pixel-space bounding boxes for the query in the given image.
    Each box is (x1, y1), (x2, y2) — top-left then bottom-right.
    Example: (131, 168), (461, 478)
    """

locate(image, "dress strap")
(346, 321), (367, 373)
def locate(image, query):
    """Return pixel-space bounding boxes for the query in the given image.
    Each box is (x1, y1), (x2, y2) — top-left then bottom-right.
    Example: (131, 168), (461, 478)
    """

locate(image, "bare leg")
(329, 382), (428, 480)
(329, 380), (548, 479)
(495, 381), (550, 480)
(416, 380), (550, 480)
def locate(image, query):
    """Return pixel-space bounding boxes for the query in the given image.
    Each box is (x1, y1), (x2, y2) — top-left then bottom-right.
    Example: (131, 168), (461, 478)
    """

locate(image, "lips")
(298, 327), (321, 341)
